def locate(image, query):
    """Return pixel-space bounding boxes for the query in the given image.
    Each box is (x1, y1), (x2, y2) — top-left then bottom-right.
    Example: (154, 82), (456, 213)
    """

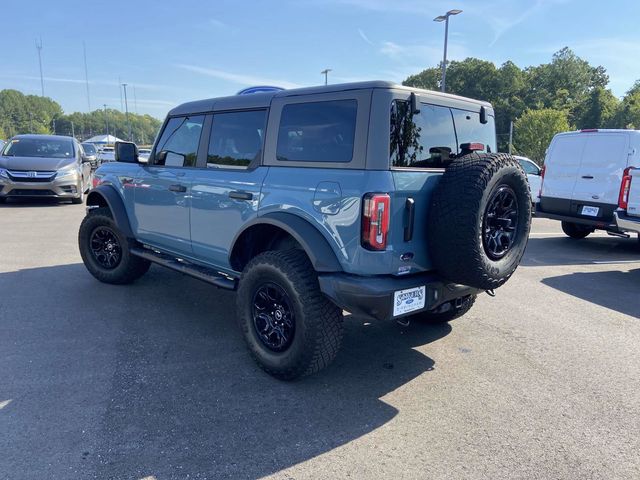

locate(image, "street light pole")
(433, 9), (462, 93)
(103, 104), (109, 138)
(122, 83), (132, 141)
(321, 68), (332, 85)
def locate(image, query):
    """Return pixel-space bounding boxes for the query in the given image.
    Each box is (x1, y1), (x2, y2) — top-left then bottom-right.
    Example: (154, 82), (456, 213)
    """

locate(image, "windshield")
(82, 143), (97, 155)
(3, 137), (75, 158)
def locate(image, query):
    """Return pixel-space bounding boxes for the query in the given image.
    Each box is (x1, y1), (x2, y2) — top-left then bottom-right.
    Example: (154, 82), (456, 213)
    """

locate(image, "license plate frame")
(581, 205), (600, 217)
(393, 286), (426, 317)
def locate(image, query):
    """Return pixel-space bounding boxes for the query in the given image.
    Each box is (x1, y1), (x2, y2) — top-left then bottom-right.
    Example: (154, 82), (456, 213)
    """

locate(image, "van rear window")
(390, 100), (496, 168)
(276, 100), (357, 163)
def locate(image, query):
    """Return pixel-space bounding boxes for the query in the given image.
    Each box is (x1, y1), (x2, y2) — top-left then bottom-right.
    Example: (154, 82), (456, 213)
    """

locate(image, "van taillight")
(362, 193), (390, 250)
(538, 165), (546, 198)
(619, 167), (633, 210)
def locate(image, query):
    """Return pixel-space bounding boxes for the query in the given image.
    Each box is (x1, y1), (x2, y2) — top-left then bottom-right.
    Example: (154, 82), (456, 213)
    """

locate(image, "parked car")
(97, 146), (115, 163)
(614, 167), (640, 238)
(0, 134), (92, 204)
(515, 155), (541, 204)
(81, 142), (100, 168)
(138, 148), (151, 162)
(79, 81), (531, 379)
(537, 129), (640, 239)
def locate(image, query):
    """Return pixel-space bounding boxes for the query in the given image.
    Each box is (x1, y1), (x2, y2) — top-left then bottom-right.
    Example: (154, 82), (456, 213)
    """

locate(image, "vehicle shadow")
(0, 197), (74, 208)
(0, 263), (450, 479)
(523, 235), (639, 267)
(542, 268), (640, 319)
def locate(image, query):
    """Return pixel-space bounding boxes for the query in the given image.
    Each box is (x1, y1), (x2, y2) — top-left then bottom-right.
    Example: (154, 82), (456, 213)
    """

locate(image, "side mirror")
(115, 141), (139, 163)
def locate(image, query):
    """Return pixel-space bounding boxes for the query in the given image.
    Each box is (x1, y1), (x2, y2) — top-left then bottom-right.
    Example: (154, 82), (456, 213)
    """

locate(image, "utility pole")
(508, 120), (514, 154)
(83, 41), (91, 111)
(52, 118), (56, 134)
(35, 37), (45, 96)
(122, 83), (132, 141)
(118, 77), (124, 111)
(29, 112), (33, 133)
(133, 85), (138, 114)
(71, 121), (75, 139)
(321, 68), (332, 85)
(103, 104), (109, 138)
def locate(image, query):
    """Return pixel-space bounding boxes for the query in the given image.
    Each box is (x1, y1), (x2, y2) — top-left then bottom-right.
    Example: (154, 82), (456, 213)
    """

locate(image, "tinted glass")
(82, 143), (97, 155)
(451, 109), (496, 153)
(277, 100), (357, 163)
(3, 137), (74, 158)
(154, 115), (205, 167)
(519, 159), (539, 175)
(390, 101), (457, 168)
(208, 110), (267, 168)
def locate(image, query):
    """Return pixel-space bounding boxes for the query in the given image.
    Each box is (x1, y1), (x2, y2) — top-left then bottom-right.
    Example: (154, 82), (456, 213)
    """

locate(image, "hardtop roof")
(168, 80), (493, 116)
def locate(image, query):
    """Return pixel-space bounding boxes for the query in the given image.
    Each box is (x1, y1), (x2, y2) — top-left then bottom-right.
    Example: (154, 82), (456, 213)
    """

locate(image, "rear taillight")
(362, 193), (390, 251)
(538, 165), (546, 198)
(619, 167), (633, 210)
(92, 176), (101, 188)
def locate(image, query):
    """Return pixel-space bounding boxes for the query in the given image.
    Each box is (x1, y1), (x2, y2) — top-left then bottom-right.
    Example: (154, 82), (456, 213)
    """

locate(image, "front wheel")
(410, 295), (476, 324)
(79, 207), (150, 284)
(236, 250), (343, 380)
(561, 221), (593, 239)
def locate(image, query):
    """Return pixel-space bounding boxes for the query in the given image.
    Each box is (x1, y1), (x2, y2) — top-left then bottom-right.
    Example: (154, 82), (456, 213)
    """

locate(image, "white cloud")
(358, 28), (374, 46)
(174, 64), (303, 89)
(0, 74), (169, 91)
(379, 41), (468, 64)
(209, 18), (227, 29)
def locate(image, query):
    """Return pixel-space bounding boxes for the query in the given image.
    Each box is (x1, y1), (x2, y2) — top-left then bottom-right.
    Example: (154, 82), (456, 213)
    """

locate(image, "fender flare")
(86, 185), (134, 238)
(230, 212), (343, 272)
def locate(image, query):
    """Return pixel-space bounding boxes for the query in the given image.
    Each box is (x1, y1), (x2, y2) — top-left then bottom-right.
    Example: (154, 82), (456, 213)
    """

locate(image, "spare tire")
(428, 152), (531, 290)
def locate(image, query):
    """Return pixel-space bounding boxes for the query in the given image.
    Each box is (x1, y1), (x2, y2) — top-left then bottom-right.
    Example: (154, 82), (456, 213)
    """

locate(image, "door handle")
(168, 184), (187, 193)
(228, 191), (253, 201)
(581, 175), (594, 179)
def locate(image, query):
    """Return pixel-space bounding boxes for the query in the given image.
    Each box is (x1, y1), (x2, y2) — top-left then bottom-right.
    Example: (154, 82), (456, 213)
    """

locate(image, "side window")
(154, 115), (205, 167)
(276, 99), (357, 163)
(451, 109), (496, 153)
(207, 110), (267, 169)
(390, 101), (457, 168)
(519, 160), (539, 175)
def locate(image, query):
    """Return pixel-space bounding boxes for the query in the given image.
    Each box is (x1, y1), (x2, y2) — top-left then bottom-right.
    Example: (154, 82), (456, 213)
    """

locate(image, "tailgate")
(388, 170), (443, 275)
(628, 168), (640, 216)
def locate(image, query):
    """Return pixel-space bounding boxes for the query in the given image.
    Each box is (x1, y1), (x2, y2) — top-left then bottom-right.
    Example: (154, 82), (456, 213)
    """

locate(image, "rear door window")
(276, 100), (357, 163)
(390, 101), (457, 168)
(154, 115), (205, 167)
(207, 110), (267, 169)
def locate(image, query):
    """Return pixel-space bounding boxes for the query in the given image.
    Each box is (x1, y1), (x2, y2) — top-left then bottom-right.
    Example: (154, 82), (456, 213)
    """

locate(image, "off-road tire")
(236, 249), (343, 381)
(78, 207), (150, 284)
(561, 221), (592, 239)
(411, 295), (476, 324)
(428, 153), (531, 290)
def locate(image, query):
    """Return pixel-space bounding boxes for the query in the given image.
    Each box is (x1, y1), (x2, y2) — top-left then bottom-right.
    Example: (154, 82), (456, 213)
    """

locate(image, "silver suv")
(0, 134), (93, 204)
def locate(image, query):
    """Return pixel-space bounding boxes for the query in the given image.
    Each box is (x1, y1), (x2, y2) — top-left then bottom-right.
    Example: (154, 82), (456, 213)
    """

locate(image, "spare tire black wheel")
(428, 152), (531, 290)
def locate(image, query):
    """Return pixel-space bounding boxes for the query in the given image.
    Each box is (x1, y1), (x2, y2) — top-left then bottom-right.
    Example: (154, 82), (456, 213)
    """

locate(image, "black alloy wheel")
(252, 282), (295, 352)
(89, 226), (122, 269)
(482, 185), (519, 260)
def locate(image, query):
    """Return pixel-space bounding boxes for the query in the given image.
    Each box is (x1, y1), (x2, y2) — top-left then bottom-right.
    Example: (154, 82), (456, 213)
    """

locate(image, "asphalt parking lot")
(1, 200), (639, 480)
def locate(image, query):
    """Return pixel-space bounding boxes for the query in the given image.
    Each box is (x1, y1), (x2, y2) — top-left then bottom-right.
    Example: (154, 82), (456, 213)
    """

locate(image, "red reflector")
(581, 129), (598, 132)
(619, 167), (633, 210)
(362, 193), (390, 251)
(538, 165), (546, 199)
(92, 176), (101, 188)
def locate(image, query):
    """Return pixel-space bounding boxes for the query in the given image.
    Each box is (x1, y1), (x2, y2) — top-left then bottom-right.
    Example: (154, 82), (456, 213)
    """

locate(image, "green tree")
(610, 80), (640, 129)
(574, 86), (619, 129)
(514, 109), (570, 164)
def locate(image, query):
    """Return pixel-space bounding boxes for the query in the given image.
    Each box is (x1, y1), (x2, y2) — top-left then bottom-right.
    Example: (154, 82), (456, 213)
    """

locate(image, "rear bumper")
(614, 211), (640, 233)
(318, 272), (481, 322)
(536, 201), (617, 229)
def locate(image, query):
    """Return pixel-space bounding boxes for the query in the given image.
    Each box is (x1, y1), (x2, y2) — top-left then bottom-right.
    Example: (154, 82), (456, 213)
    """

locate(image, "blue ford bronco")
(79, 81), (531, 379)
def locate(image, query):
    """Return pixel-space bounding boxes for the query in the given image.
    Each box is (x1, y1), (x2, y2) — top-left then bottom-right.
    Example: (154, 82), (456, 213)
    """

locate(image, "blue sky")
(2, 0), (639, 119)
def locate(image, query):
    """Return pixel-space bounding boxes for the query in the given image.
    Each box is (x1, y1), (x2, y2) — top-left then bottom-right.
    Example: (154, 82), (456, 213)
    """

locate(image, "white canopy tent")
(83, 134), (125, 145)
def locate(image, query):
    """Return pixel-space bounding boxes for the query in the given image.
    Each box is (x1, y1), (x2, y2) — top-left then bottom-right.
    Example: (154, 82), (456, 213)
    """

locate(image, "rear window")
(276, 100), (357, 163)
(390, 100), (496, 168)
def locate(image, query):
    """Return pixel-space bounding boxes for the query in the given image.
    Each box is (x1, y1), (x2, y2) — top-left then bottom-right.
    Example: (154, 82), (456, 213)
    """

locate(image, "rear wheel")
(561, 221), (593, 239)
(236, 249), (343, 380)
(410, 295), (476, 324)
(79, 207), (150, 284)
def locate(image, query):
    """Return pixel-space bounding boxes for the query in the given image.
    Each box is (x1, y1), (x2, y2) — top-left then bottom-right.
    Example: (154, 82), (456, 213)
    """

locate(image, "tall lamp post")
(122, 83), (132, 141)
(103, 104), (110, 138)
(321, 68), (332, 85)
(433, 9), (462, 93)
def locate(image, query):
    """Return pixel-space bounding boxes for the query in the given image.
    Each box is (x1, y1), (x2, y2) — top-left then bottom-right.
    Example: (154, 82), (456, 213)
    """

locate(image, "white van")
(537, 129), (640, 238)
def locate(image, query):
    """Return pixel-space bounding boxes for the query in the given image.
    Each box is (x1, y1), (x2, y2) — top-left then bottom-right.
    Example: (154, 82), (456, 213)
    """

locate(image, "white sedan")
(515, 155), (542, 204)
